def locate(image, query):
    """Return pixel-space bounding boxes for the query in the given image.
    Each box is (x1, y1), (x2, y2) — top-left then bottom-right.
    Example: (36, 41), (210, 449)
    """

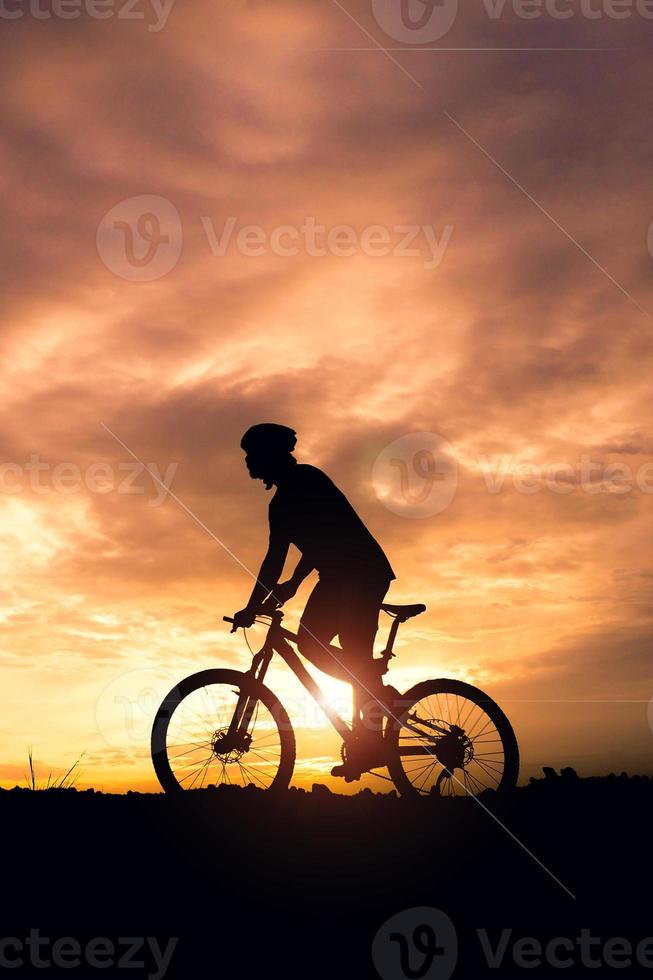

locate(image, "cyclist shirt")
(268, 463), (395, 584)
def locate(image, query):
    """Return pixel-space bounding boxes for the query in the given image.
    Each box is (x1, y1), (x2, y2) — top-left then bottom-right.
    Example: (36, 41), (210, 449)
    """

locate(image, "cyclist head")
(241, 423), (297, 489)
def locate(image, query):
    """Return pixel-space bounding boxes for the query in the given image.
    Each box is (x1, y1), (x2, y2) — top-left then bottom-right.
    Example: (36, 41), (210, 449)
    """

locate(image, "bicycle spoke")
(474, 757), (504, 777)
(168, 742), (206, 749)
(238, 760), (270, 789)
(237, 759), (265, 789)
(459, 698), (478, 731)
(169, 744), (209, 761)
(468, 717), (495, 741)
(178, 754), (215, 783)
(462, 768), (488, 794)
(466, 711), (488, 740)
(247, 749), (281, 765)
(406, 756), (436, 778)
(416, 761), (437, 793)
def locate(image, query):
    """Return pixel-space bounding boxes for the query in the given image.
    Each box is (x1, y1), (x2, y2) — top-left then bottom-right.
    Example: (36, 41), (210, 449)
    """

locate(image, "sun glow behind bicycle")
(150, 603), (519, 798)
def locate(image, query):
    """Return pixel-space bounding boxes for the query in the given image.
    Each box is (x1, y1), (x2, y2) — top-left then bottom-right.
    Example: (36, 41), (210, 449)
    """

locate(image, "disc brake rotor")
(211, 728), (252, 763)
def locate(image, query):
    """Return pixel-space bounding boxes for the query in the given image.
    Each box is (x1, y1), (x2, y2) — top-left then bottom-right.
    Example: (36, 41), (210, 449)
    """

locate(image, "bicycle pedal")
(330, 760), (365, 781)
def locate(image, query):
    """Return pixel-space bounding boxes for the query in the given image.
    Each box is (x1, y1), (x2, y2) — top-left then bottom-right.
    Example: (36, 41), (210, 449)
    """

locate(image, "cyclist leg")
(299, 576), (393, 780)
(338, 577), (392, 737)
(327, 577), (392, 779)
(297, 579), (351, 682)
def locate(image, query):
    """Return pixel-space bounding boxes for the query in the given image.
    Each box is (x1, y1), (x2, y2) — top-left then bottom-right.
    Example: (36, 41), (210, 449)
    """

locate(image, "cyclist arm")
(272, 553), (315, 606)
(283, 553), (315, 594)
(242, 530), (290, 613)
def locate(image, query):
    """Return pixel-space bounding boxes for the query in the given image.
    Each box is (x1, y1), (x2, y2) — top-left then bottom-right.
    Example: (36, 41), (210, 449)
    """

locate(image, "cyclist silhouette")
(232, 423), (396, 778)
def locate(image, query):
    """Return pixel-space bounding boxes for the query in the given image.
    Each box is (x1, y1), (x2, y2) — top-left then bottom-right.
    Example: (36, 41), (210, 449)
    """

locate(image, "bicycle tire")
(151, 668), (296, 793)
(386, 678), (519, 798)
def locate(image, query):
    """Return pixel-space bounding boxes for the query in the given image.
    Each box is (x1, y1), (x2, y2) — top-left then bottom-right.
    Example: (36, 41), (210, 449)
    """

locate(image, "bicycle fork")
(224, 646), (275, 743)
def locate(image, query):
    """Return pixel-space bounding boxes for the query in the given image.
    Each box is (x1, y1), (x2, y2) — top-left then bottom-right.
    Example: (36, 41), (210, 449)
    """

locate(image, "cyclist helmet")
(240, 423), (297, 455)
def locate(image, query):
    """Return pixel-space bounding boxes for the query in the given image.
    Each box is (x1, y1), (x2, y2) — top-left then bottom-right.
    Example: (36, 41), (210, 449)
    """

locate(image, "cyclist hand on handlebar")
(231, 587), (289, 631)
(231, 606), (258, 631)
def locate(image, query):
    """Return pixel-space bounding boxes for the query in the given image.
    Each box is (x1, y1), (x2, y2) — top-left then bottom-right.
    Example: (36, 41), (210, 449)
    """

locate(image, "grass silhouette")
(24, 746), (85, 791)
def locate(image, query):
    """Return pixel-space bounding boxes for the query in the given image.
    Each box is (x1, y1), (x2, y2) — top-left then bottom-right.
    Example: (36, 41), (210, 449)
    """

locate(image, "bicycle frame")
(223, 607), (444, 763)
(226, 609), (353, 745)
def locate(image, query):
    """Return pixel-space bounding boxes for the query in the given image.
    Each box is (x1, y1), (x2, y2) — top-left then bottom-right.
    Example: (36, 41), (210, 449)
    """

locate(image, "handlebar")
(223, 595), (282, 630)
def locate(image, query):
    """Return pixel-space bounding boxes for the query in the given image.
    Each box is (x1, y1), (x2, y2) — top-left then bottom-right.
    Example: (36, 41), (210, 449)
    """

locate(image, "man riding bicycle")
(232, 423), (396, 779)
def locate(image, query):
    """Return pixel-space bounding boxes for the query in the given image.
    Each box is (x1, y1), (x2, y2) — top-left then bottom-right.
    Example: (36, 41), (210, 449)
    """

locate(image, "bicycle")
(151, 597), (519, 797)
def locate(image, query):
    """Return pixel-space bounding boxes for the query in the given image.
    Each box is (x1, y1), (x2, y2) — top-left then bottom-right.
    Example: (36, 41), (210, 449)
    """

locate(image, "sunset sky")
(0, 1), (652, 792)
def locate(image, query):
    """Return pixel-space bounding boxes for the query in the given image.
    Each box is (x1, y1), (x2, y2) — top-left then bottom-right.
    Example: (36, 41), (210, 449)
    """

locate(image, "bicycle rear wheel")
(386, 679), (519, 798)
(151, 669), (296, 793)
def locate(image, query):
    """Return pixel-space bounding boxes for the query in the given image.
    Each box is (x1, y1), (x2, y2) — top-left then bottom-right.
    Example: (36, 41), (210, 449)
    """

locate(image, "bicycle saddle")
(381, 602), (426, 620)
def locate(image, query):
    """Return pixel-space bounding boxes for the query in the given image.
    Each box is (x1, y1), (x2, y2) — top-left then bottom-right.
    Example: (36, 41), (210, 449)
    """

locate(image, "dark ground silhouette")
(3, 770), (652, 978)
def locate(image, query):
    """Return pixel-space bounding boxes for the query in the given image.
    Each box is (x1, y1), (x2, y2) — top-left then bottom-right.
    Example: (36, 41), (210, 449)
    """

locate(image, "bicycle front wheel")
(386, 679), (519, 798)
(151, 669), (296, 793)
